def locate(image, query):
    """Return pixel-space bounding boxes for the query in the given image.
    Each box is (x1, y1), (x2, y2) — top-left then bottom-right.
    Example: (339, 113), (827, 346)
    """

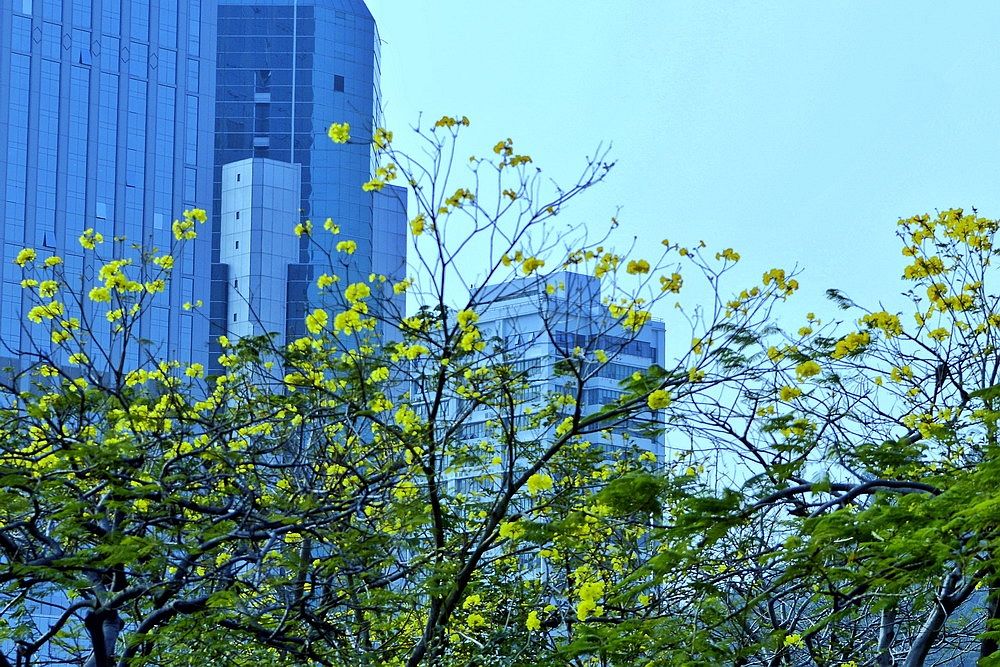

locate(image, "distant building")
(453, 271), (666, 464)
(0, 0), (218, 370)
(210, 0), (405, 371)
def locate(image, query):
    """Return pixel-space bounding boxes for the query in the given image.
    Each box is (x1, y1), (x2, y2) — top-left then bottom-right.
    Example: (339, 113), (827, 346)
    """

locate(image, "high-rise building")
(478, 271), (667, 460)
(451, 271), (667, 463)
(0, 0), (218, 370)
(211, 0), (405, 368)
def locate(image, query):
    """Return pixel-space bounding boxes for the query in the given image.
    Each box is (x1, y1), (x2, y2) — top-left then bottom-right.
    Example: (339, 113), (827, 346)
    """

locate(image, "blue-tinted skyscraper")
(211, 0), (406, 367)
(0, 0), (218, 369)
(474, 272), (667, 461)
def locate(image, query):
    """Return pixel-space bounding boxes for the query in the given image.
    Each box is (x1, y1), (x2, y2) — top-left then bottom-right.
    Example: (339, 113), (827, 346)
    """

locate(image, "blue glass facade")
(211, 0), (405, 369)
(0, 0), (217, 369)
(476, 272), (667, 460)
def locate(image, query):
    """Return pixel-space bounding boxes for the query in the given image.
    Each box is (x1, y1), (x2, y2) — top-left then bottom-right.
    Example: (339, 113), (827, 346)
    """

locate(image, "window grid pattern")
(211, 1), (405, 369)
(0, 0), (217, 370)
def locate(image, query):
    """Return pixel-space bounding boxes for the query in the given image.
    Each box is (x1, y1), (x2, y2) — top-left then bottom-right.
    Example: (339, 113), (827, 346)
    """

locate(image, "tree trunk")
(877, 604), (897, 666)
(981, 587), (1000, 660)
(83, 611), (122, 667)
(903, 569), (964, 667)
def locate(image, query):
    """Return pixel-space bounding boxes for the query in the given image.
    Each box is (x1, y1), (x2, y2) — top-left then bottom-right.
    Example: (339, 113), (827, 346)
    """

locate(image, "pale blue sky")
(366, 1), (1000, 318)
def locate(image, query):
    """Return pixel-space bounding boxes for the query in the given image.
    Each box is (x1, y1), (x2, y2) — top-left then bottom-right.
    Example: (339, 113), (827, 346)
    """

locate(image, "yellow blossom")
(526, 473), (553, 495)
(626, 259), (650, 275)
(409, 214), (426, 236)
(717, 247), (741, 262)
(328, 122), (350, 143)
(779, 386), (801, 401)
(831, 331), (870, 359)
(860, 311), (903, 337)
(79, 229), (104, 250)
(795, 360), (821, 380)
(927, 327), (950, 341)
(659, 272), (683, 293)
(38, 280), (58, 298)
(334, 309), (365, 334)
(499, 521), (526, 541)
(344, 282), (371, 302)
(457, 309), (478, 330)
(14, 248), (36, 266)
(373, 127), (393, 149)
(305, 309), (328, 334)
(183, 208), (208, 223)
(368, 366), (390, 383)
(522, 257), (545, 275)
(647, 389), (671, 410)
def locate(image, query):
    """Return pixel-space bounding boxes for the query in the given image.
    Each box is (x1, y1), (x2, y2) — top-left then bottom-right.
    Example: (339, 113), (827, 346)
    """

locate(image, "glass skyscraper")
(211, 0), (405, 368)
(0, 0), (218, 370)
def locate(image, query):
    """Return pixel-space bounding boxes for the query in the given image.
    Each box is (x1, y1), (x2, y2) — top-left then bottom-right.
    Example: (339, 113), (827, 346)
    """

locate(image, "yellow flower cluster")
(779, 386), (801, 401)
(609, 300), (652, 332)
(795, 360), (821, 380)
(327, 122), (350, 143)
(409, 214), (425, 236)
(762, 268), (799, 296)
(455, 308), (484, 353)
(902, 255), (945, 280)
(716, 247), (740, 262)
(394, 405), (422, 435)
(435, 115), (470, 129)
(659, 272), (683, 293)
(626, 259), (650, 275)
(831, 331), (870, 359)
(344, 282), (371, 304)
(526, 473), (553, 495)
(900, 209), (997, 252)
(444, 187), (474, 209)
(860, 311), (903, 337)
(27, 300), (64, 324)
(647, 389), (671, 410)
(594, 252), (621, 279)
(521, 257), (544, 275)
(576, 580), (605, 621)
(79, 228), (104, 250)
(305, 308), (328, 334)
(499, 520), (525, 541)
(316, 273), (338, 290)
(373, 127), (393, 149)
(334, 309), (368, 334)
(14, 248), (36, 266)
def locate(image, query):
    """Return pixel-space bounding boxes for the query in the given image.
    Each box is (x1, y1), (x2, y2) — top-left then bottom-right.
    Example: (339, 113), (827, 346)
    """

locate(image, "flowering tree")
(1, 117), (785, 666)
(4, 113), (998, 667)
(611, 208), (1000, 666)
